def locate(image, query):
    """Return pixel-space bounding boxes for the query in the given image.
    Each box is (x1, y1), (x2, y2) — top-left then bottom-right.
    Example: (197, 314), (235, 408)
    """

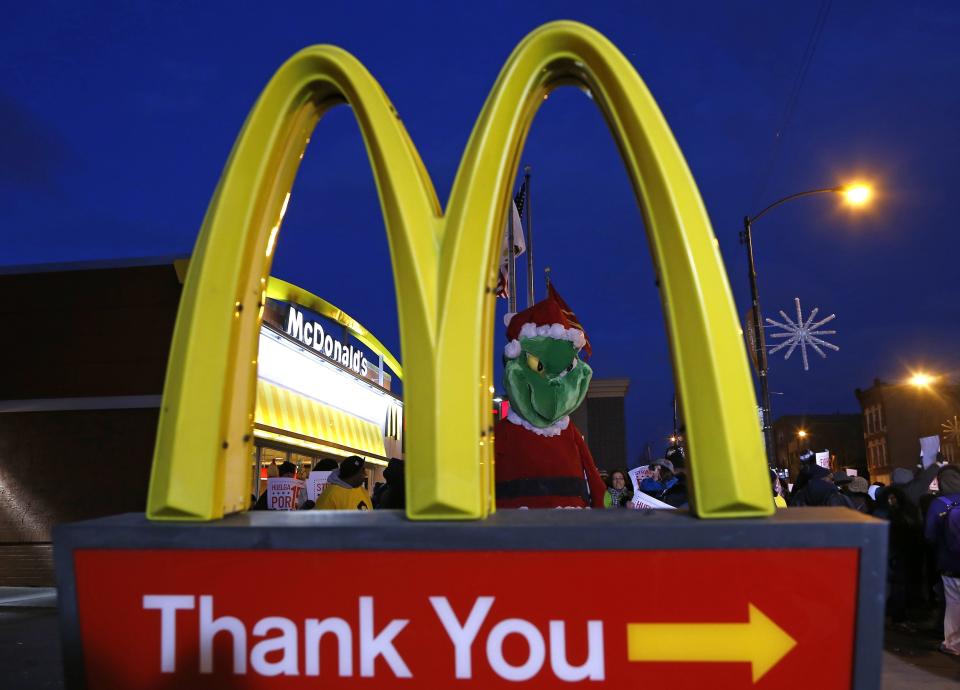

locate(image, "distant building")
(570, 378), (630, 475)
(773, 414), (865, 482)
(855, 378), (960, 485)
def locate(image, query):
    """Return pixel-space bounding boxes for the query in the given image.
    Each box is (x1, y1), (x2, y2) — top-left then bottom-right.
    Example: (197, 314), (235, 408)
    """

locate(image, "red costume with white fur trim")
(495, 285), (606, 508)
(495, 414), (607, 508)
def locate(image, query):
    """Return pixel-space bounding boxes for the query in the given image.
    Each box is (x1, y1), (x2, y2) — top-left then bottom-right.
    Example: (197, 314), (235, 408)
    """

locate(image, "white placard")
(815, 451), (831, 469)
(628, 465), (655, 493)
(920, 435), (941, 468)
(306, 471), (332, 502)
(845, 468), (858, 477)
(630, 490), (676, 510)
(266, 477), (304, 511)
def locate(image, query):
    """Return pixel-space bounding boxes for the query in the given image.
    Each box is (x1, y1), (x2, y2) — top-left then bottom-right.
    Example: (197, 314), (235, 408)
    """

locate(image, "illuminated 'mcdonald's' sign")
(146, 21), (773, 522)
(284, 305), (370, 377)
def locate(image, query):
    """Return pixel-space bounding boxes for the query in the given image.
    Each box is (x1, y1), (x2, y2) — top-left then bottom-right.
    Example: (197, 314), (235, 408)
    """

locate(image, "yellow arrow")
(626, 603), (796, 683)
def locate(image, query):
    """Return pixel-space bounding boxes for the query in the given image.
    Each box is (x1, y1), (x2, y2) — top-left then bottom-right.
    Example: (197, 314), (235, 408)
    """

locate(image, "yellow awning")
(254, 379), (387, 462)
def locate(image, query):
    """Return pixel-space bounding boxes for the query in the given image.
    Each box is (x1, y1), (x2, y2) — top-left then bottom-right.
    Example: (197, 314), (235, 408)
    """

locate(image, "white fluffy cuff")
(503, 322), (586, 358)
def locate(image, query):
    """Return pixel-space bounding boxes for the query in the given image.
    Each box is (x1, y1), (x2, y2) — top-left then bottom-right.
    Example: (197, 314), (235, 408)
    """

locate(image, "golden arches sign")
(146, 21), (772, 522)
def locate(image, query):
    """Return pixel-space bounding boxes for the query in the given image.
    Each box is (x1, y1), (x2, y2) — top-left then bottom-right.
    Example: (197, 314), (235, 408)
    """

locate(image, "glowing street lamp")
(908, 372), (937, 388)
(797, 430), (808, 439)
(741, 181), (875, 463)
(841, 184), (872, 206)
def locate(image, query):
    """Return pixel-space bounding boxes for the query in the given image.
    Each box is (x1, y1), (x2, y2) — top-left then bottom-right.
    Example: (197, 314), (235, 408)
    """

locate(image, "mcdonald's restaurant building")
(0, 258), (404, 584)
(0, 257), (627, 585)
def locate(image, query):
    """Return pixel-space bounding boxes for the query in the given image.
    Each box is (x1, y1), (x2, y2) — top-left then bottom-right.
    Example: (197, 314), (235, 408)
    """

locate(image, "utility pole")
(524, 166), (534, 308)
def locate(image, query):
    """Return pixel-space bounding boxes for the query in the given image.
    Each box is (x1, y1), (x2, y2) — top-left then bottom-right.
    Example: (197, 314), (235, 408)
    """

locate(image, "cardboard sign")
(627, 466), (655, 493)
(265, 477), (303, 511)
(920, 435), (941, 468)
(815, 451), (831, 470)
(845, 468), (857, 477)
(72, 548), (858, 689)
(305, 471), (332, 502)
(630, 490), (676, 510)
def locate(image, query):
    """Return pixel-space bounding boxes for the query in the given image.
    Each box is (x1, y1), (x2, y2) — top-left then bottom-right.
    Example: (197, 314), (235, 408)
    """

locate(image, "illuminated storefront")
(251, 279), (403, 498)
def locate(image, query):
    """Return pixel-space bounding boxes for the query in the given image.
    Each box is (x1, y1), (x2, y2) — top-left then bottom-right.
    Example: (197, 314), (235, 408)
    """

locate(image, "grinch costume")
(495, 285), (607, 508)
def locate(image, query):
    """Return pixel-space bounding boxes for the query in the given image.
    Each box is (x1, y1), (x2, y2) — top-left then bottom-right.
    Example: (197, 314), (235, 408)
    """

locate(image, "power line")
(750, 0), (834, 211)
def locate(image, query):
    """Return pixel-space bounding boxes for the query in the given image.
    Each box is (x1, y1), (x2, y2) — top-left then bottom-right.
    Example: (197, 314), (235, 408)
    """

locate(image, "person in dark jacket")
(924, 465), (960, 655)
(876, 479), (926, 629)
(375, 458), (406, 510)
(788, 450), (818, 502)
(640, 459), (688, 508)
(789, 465), (855, 508)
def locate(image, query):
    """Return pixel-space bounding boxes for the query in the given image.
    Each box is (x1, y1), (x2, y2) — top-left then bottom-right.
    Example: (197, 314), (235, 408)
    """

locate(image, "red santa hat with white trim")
(503, 283), (592, 360)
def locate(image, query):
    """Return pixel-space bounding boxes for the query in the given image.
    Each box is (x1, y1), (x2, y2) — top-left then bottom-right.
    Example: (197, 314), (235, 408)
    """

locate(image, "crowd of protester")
(252, 455), (405, 513)
(763, 449), (960, 657)
(598, 445), (960, 656)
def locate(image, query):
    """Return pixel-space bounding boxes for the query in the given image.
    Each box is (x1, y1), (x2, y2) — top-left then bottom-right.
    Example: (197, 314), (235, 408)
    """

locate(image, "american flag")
(496, 183), (527, 299)
(514, 181), (526, 216)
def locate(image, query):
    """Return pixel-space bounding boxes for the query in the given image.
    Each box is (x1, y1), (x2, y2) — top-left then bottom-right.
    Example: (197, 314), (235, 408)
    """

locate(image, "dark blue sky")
(3, 2), (958, 463)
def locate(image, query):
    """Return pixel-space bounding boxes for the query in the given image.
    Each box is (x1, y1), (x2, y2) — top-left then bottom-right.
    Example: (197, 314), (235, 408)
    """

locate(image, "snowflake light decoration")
(943, 416), (960, 446)
(765, 297), (839, 371)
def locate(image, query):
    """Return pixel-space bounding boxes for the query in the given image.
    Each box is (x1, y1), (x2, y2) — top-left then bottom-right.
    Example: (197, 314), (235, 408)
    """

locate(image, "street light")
(741, 182), (873, 463)
(907, 372), (937, 388)
(797, 430), (808, 439)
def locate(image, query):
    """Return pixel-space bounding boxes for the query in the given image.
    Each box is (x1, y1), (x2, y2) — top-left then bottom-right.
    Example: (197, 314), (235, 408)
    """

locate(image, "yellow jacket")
(314, 483), (372, 511)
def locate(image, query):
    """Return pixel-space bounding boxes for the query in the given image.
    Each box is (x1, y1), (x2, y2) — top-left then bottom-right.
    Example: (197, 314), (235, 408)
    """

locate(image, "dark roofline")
(773, 413), (863, 423)
(0, 254), (190, 276)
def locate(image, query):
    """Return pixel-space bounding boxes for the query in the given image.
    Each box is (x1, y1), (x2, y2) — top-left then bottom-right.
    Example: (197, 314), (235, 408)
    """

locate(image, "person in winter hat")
(789, 465), (854, 508)
(495, 284), (607, 508)
(846, 476), (873, 513)
(788, 449), (818, 502)
(640, 458), (688, 508)
(314, 456), (372, 511)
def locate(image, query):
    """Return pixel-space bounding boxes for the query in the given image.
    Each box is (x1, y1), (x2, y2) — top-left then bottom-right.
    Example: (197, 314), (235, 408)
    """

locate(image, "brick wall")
(0, 409), (159, 585)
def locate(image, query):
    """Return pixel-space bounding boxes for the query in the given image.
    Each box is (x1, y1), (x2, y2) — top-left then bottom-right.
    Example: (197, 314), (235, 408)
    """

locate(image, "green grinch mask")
(503, 336), (592, 428)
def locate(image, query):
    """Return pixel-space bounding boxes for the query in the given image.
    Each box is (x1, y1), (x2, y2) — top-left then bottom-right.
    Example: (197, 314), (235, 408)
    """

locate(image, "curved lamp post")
(740, 184), (872, 465)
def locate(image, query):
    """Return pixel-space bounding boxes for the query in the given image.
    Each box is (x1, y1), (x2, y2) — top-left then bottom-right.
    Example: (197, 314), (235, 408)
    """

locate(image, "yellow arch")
(147, 21), (771, 522)
(266, 277), (402, 380)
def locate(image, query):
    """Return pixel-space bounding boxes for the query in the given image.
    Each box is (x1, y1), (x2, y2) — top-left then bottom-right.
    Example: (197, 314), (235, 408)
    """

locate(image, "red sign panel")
(73, 548), (857, 689)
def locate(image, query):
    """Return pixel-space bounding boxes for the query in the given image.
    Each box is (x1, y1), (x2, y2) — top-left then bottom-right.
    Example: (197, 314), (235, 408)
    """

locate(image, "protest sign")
(920, 435), (940, 468)
(815, 451), (831, 469)
(628, 466), (655, 493)
(266, 477), (304, 511)
(630, 490), (676, 510)
(306, 471), (332, 502)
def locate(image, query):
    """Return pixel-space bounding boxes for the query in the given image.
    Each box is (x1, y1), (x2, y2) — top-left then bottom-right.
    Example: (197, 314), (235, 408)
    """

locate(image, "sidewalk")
(2, 588), (958, 688)
(883, 623), (960, 689)
(0, 589), (62, 690)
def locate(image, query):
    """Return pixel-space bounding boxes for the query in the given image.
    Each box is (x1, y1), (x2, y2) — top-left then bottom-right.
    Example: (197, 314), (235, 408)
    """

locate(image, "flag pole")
(507, 186), (517, 312)
(524, 165), (534, 308)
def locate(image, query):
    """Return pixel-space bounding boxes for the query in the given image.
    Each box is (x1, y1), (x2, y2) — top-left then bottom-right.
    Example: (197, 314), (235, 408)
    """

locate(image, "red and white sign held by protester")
(265, 477), (303, 511)
(630, 490), (675, 510)
(627, 465), (654, 493)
